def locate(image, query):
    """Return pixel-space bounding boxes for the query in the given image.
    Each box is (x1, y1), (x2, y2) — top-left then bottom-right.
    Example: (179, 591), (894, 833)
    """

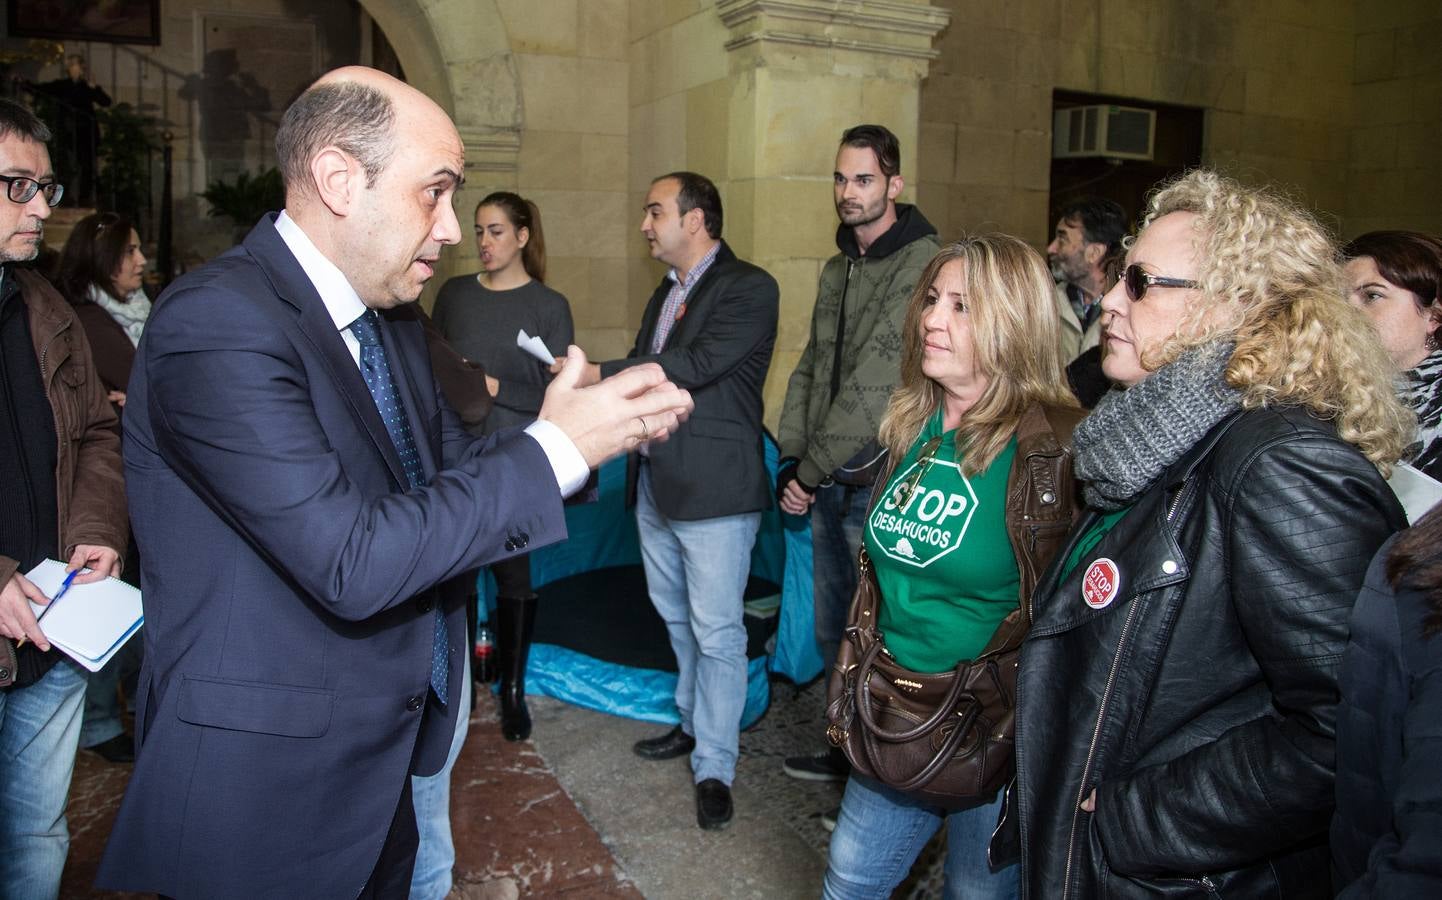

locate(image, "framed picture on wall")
(8, 0), (161, 46)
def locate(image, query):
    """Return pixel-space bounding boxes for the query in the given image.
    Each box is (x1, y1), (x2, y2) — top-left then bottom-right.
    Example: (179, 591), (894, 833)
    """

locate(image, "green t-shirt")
(864, 411), (1020, 673)
(1059, 506), (1131, 583)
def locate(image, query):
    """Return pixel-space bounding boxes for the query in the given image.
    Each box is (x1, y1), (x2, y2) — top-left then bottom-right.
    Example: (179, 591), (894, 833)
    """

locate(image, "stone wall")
(1346, 0), (1442, 237)
(14, 0), (1436, 431)
(482, 0), (633, 361)
(918, 0), (1362, 244)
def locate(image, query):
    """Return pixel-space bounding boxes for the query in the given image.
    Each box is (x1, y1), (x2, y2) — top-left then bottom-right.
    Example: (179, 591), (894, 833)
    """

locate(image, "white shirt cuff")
(524, 419), (590, 497)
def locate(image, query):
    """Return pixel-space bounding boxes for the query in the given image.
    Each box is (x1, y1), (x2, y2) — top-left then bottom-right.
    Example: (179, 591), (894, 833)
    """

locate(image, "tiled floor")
(58, 677), (947, 898)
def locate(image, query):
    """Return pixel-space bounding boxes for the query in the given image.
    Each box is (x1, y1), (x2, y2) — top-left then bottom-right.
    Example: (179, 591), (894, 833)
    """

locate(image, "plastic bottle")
(473, 625), (496, 684)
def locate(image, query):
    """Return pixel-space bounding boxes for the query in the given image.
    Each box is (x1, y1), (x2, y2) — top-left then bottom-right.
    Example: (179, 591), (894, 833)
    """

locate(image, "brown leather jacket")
(0, 268), (127, 686)
(1006, 402), (1084, 615)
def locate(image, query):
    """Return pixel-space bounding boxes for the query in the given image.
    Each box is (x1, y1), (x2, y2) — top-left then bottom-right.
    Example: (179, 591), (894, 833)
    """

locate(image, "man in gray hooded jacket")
(776, 124), (938, 786)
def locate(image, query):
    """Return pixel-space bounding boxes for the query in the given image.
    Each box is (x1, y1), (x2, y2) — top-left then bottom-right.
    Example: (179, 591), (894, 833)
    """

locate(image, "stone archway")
(355, 0), (523, 289)
(354, 0), (522, 171)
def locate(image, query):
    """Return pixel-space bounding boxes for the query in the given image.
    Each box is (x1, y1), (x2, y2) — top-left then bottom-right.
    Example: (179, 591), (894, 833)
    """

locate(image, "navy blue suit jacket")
(97, 216), (567, 898)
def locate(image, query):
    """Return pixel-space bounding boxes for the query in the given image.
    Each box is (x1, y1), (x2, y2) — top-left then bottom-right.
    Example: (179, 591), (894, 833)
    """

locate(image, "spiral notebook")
(24, 559), (143, 673)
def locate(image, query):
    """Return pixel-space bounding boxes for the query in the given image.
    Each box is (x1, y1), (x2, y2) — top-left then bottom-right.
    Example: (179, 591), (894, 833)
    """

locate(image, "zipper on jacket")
(828, 260), (857, 403)
(1060, 485), (1190, 900)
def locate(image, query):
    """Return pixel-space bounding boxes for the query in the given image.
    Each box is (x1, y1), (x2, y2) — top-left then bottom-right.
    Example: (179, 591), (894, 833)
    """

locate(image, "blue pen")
(34, 568), (81, 626)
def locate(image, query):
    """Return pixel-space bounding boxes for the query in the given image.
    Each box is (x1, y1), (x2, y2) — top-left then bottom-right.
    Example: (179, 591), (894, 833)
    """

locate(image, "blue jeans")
(812, 482), (870, 670)
(409, 656), (472, 900)
(635, 464), (761, 785)
(0, 658), (88, 900)
(824, 776), (1017, 900)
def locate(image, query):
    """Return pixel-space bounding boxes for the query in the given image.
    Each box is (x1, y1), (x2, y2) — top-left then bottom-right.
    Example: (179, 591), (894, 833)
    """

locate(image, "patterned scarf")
(87, 283), (151, 347)
(1401, 348), (1442, 479)
(1073, 342), (1243, 510)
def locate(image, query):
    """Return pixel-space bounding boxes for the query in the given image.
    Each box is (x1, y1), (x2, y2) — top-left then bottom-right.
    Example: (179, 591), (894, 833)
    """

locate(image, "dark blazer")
(71, 299), (136, 400)
(1332, 534), (1442, 897)
(599, 240), (777, 521)
(96, 215), (568, 899)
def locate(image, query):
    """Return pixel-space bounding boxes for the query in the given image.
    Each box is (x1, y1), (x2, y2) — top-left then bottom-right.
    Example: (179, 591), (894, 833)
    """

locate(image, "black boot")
(496, 593), (537, 741)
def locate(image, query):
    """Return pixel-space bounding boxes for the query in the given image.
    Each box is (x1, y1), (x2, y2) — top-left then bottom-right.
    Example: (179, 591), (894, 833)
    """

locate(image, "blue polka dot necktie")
(349, 310), (449, 705)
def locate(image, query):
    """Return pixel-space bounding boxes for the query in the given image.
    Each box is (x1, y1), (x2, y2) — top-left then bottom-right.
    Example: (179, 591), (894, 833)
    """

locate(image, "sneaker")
(820, 806), (839, 833)
(783, 749), (849, 782)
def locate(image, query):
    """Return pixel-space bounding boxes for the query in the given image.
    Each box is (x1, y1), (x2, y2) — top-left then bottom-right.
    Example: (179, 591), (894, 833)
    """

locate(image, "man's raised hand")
(540, 346), (693, 468)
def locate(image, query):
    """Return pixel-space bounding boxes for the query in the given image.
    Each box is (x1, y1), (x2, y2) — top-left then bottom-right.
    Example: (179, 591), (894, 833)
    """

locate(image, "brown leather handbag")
(824, 550), (1028, 809)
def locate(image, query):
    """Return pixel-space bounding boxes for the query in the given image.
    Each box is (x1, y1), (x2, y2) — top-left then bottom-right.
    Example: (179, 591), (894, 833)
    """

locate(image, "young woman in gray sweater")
(433, 192), (574, 741)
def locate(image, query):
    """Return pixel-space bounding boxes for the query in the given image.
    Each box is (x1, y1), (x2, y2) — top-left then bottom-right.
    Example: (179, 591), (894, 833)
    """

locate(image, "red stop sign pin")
(1082, 558), (1121, 609)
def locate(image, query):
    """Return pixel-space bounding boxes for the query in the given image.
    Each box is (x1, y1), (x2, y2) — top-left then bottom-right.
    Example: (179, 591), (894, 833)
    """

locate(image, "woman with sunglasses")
(432, 191), (573, 742)
(1009, 170), (1410, 898)
(822, 234), (1082, 899)
(1341, 231), (1442, 480)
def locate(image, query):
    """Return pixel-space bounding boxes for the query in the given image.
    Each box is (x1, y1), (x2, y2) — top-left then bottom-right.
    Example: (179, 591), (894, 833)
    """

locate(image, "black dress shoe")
(88, 733), (135, 763)
(695, 778), (733, 830)
(632, 724), (695, 760)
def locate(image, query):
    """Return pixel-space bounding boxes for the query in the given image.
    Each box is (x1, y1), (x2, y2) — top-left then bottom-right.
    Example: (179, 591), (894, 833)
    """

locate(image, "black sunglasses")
(1122, 263), (1198, 302)
(0, 174), (64, 207)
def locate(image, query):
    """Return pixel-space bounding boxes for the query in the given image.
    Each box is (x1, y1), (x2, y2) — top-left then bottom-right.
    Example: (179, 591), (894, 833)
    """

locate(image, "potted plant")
(201, 167), (283, 243)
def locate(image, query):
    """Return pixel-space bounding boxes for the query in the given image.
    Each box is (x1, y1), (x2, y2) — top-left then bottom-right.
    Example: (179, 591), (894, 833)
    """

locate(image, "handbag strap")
(853, 639), (973, 741)
(862, 688), (985, 792)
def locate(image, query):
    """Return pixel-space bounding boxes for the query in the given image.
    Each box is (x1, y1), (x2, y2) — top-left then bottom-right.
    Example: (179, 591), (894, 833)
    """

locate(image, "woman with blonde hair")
(1011, 169), (1410, 898)
(823, 234), (1082, 899)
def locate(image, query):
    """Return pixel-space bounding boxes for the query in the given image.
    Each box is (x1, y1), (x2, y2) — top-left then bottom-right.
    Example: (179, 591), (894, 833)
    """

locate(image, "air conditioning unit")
(1052, 105), (1156, 160)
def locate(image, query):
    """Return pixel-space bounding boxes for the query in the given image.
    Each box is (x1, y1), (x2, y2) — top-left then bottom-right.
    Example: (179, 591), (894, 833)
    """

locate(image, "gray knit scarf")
(1073, 342), (1242, 510)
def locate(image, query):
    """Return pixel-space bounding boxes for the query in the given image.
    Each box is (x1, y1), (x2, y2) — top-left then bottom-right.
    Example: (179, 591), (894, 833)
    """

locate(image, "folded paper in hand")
(25, 559), (143, 672)
(517, 329), (555, 365)
(1388, 463), (1442, 524)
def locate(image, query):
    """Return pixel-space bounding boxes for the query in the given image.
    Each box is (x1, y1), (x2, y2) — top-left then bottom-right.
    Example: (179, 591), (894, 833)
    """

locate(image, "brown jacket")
(1006, 402), (1084, 614)
(0, 268), (127, 686)
(71, 300), (136, 402)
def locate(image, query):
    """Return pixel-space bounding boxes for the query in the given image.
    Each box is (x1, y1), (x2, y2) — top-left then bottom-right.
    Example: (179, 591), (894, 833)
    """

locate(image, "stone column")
(714, 0), (949, 427)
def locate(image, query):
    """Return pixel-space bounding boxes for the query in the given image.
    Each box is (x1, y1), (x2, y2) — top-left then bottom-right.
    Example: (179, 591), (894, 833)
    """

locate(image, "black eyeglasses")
(1122, 263), (1198, 302)
(0, 175), (64, 207)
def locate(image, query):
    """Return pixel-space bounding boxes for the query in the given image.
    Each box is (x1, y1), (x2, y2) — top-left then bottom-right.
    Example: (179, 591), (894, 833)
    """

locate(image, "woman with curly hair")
(1009, 169), (1411, 898)
(1333, 500), (1442, 897)
(1342, 230), (1442, 479)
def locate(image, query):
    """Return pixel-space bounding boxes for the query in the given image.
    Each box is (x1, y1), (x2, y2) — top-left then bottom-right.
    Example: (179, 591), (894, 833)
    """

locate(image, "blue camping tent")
(481, 436), (824, 727)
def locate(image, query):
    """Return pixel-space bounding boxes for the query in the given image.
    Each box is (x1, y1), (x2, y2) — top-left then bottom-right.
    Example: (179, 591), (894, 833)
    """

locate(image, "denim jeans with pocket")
(0, 657), (89, 900)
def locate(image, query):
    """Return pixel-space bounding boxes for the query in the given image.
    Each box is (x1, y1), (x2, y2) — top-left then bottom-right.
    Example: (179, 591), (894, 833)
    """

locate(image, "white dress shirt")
(273, 211), (588, 496)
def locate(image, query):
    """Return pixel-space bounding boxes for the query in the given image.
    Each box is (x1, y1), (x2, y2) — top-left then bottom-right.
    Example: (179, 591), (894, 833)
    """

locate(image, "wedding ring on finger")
(637, 416), (650, 442)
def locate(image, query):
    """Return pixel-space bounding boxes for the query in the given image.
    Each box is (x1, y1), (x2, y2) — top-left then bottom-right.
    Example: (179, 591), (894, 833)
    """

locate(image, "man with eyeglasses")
(0, 98), (128, 899)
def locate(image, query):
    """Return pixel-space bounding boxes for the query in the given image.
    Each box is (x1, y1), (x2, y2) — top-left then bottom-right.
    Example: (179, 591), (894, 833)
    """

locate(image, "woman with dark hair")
(432, 191), (573, 742)
(56, 211), (148, 412)
(1333, 501), (1442, 897)
(55, 211), (149, 765)
(822, 234), (1082, 899)
(1343, 230), (1442, 479)
(1013, 170), (1410, 898)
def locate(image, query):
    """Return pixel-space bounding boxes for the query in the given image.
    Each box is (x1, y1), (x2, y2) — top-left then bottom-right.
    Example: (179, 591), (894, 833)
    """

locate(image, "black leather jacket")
(1013, 407), (1405, 899)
